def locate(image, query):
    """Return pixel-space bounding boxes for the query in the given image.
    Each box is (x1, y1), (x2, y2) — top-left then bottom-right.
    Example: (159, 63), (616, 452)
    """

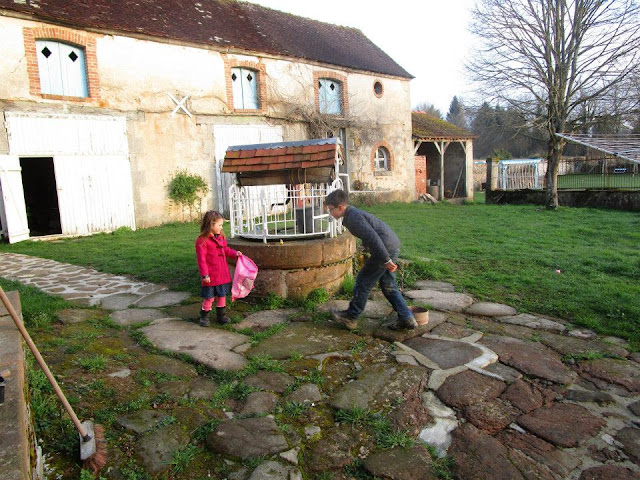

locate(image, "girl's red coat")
(195, 234), (238, 286)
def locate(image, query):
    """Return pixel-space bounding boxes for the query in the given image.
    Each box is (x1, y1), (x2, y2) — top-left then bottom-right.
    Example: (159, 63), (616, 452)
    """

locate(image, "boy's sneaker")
(330, 309), (358, 330)
(388, 316), (418, 331)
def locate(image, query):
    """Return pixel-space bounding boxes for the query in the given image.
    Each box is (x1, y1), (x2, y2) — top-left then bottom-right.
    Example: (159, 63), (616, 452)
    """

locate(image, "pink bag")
(232, 255), (258, 301)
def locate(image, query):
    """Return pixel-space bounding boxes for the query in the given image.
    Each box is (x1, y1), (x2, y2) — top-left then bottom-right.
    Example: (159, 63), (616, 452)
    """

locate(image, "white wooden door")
(54, 155), (136, 236)
(213, 125), (283, 216)
(0, 156), (30, 243)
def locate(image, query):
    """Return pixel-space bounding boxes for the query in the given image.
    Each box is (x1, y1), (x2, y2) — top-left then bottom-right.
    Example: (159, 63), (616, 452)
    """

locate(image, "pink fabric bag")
(232, 255), (258, 301)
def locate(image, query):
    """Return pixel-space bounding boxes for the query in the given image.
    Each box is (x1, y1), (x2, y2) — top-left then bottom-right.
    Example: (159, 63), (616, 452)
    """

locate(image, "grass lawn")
(1, 200), (639, 348)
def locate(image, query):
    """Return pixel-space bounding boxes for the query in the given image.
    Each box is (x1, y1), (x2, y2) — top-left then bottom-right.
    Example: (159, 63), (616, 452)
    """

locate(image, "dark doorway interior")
(20, 157), (62, 236)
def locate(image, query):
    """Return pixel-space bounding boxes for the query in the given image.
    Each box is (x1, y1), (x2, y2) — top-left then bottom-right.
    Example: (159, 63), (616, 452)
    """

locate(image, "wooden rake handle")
(0, 287), (89, 440)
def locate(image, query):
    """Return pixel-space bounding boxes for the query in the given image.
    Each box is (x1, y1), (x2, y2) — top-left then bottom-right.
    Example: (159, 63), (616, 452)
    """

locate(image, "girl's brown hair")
(198, 210), (224, 241)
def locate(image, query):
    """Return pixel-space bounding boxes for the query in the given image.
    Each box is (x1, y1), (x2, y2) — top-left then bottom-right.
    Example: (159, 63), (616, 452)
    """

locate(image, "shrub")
(167, 170), (209, 220)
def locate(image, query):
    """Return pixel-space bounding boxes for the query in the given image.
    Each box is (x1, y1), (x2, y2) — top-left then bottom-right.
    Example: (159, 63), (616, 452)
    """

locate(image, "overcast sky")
(244, 0), (477, 115)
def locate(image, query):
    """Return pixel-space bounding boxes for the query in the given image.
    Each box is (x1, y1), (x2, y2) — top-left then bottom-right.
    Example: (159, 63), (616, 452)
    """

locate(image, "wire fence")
(494, 156), (639, 191)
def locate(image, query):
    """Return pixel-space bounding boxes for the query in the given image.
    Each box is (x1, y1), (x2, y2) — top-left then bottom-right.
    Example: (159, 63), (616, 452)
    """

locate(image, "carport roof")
(412, 112), (475, 141)
(0, 0), (413, 79)
(556, 133), (640, 164)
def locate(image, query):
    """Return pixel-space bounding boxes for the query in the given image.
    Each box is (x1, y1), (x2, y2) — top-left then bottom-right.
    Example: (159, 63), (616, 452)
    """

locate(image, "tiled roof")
(222, 138), (340, 174)
(0, 0), (413, 79)
(412, 112), (476, 140)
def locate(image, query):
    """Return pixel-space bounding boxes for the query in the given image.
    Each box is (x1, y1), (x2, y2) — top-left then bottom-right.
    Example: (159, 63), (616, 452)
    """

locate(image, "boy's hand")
(202, 275), (211, 283)
(237, 251), (243, 257)
(385, 260), (398, 272)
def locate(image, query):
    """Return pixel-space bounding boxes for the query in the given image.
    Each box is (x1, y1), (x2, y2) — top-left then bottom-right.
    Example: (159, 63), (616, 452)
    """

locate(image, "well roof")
(0, 0), (412, 79)
(222, 137), (340, 174)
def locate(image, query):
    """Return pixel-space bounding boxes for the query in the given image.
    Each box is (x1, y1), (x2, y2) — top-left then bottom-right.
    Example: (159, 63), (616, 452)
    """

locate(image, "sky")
(244, 0), (477, 116)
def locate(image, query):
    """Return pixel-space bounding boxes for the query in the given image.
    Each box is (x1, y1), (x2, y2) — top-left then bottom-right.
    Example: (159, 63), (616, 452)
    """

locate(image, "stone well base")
(227, 234), (356, 300)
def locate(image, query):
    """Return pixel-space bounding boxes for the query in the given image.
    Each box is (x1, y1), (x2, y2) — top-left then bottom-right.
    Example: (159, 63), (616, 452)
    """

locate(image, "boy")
(325, 189), (417, 331)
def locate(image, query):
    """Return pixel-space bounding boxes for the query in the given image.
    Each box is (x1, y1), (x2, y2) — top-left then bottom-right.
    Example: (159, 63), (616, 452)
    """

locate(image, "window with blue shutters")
(318, 78), (342, 115)
(35, 40), (88, 97)
(231, 67), (259, 109)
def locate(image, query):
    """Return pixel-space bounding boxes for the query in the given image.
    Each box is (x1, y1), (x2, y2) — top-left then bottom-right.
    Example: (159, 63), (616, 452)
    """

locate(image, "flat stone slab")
(233, 308), (298, 331)
(449, 423), (524, 480)
(497, 430), (581, 478)
(140, 319), (249, 371)
(437, 369), (506, 409)
(99, 293), (142, 310)
(248, 322), (358, 360)
(578, 465), (640, 480)
(615, 427), (640, 464)
(501, 379), (543, 413)
(136, 354), (198, 377)
(495, 313), (567, 332)
(363, 445), (438, 480)
(206, 417), (288, 459)
(539, 331), (629, 358)
(578, 358), (640, 393)
(110, 308), (169, 326)
(137, 424), (190, 475)
(482, 362), (522, 384)
(187, 377), (219, 400)
(403, 337), (484, 369)
(481, 335), (576, 384)
(330, 365), (429, 411)
(57, 308), (103, 324)
(115, 410), (172, 434)
(136, 291), (190, 308)
(413, 280), (455, 292)
(319, 299), (392, 318)
(241, 391), (279, 415)
(404, 290), (474, 312)
(463, 399), (519, 435)
(517, 403), (606, 447)
(244, 371), (295, 393)
(465, 302), (517, 317)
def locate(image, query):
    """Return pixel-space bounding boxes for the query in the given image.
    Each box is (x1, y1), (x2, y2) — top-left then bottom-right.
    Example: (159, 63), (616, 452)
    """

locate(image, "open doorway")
(20, 157), (62, 236)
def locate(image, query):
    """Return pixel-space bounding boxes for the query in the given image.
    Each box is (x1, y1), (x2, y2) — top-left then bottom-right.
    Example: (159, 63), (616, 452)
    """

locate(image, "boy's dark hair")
(326, 189), (349, 206)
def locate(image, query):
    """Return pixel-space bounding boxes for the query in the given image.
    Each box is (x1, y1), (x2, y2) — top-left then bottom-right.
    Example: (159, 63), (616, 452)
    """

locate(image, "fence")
(491, 156), (639, 191)
(228, 179), (344, 243)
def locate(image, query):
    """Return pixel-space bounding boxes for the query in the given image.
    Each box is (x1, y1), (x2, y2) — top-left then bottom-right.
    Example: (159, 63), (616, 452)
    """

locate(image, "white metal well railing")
(229, 180), (344, 243)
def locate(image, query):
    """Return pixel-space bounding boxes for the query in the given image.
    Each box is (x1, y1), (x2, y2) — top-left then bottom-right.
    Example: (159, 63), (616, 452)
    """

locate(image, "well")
(222, 138), (356, 299)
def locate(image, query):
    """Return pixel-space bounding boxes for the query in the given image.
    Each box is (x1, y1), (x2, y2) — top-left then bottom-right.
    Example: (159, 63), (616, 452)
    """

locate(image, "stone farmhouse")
(0, 0), (414, 243)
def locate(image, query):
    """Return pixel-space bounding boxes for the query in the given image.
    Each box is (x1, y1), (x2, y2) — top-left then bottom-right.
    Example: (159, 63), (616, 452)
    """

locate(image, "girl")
(195, 210), (241, 326)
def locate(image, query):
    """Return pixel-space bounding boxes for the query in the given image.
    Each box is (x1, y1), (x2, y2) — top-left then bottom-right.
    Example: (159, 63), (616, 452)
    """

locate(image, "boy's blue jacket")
(342, 206), (401, 263)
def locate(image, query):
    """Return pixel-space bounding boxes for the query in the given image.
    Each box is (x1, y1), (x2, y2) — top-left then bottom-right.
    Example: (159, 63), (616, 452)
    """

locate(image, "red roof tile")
(221, 138), (341, 174)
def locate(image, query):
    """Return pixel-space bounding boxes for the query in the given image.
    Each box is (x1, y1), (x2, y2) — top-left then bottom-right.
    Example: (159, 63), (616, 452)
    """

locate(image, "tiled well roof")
(222, 138), (340, 174)
(412, 112), (476, 140)
(0, 0), (413, 79)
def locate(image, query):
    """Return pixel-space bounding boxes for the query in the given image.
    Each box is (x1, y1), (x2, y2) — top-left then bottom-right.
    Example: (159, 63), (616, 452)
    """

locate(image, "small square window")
(231, 66), (259, 109)
(318, 78), (342, 115)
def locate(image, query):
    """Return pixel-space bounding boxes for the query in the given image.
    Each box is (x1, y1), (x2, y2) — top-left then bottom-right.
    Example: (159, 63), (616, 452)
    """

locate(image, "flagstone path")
(2, 252), (639, 480)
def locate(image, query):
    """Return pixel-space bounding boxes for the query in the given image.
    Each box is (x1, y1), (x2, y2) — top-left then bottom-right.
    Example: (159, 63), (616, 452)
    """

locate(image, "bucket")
(295, 207), (320, 234)
(410, 306), (429, 326)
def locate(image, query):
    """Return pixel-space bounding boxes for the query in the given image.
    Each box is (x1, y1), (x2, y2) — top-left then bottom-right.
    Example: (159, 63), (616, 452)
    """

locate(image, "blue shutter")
(35, 40), (88, 97)
(231, 67), (259, 109)
(319, 78), (342, 115)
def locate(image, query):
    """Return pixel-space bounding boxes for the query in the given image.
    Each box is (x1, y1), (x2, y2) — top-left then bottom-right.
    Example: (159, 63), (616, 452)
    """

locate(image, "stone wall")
(227, 233), (356, 300)
(486, 189), (640, 211)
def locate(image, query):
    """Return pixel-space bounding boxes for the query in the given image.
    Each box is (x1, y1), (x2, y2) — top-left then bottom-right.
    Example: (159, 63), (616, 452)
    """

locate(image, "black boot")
(216, 306), (230, 324)
(199, 309), (210, 327)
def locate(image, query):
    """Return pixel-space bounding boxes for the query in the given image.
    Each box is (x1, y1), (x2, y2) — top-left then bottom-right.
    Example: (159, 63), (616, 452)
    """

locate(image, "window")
(374, 146), (390, 170)
(318, 78), (342, 115)
(373, 81), (384, 98)
(35, 40), (88, 97)
(231, 67), (259, 109)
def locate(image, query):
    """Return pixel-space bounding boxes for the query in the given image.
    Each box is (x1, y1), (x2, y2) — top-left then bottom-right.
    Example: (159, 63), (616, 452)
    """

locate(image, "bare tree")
(413, 101), (444, 119)
(469, 0), (640, 208)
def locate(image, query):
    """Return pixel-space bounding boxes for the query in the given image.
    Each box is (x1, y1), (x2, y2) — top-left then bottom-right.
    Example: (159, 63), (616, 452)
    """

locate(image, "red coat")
(195, 234), (238, 286)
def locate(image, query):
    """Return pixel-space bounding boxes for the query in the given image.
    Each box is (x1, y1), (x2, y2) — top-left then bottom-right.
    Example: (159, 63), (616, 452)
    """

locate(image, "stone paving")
(2, 252), (640, 480)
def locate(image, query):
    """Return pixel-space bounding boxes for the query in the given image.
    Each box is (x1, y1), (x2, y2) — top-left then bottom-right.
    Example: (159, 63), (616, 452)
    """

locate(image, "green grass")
(557, 173), (640, 189)
(2, 202), (639, 347)
(365, 201), (640, 347)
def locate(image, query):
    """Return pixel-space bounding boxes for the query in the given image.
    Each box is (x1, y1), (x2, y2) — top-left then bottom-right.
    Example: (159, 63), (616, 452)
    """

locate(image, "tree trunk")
(545, 136), (565, 209)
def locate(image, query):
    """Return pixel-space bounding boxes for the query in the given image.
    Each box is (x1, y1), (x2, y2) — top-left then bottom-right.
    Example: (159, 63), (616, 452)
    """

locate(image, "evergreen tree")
(446, 96), (468, 129)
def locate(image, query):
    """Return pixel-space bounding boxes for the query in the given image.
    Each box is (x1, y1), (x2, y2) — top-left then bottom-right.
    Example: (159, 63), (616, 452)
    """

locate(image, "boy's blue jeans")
(347, 250), (414, 322)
